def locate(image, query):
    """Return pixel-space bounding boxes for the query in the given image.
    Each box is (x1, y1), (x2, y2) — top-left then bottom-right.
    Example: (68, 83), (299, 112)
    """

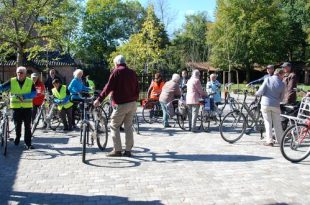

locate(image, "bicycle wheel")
(142, 101), (161, 124)
(201, 111), (211, 132)
(177, 112), (190, 131)
(96, 112), (108, 150)
(49, 109), (61, 130)
(31, 107), (43, 136)
(1, 119), (8, 156)
(280, 124), (310, 163)
(219, 110), (247, 143)
(132, 113), (140, 134)
(102, 101), (112, 119)
(82, 124), (87, 163)
(246, 106), (262, 128)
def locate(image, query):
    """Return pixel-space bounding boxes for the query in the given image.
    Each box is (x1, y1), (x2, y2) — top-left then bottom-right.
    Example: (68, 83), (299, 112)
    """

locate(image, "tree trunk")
(245, 64), (251, 83)
(16, 46), (25, 67)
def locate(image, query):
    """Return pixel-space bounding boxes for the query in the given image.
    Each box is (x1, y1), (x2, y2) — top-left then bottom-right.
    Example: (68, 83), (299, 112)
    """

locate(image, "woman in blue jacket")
(68, 69), (91, 100)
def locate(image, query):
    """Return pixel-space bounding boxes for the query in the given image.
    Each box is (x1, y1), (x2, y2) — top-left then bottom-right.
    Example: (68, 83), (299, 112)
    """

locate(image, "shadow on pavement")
(2, 191), (163, 205)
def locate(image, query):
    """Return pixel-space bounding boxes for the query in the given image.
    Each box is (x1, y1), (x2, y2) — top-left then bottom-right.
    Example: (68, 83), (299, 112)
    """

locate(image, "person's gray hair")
(73, 69), (83, 78)
(274, 68), (284, 75)
(16, 66), (27, 74)
(210, 73), (217, 78)
(192, 69), (200, 78)
(172, 73), (180, 82)
(113, 55), (126, 65)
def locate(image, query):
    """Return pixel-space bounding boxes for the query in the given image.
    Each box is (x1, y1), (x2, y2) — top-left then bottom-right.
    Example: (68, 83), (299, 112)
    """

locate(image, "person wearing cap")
(246, 65), (275, 86)
(282, 62), (297, 104)
(0, 66), (36, 149)
(93, 55), (139, 157)
(52, 79), (73, 131)
(256, 68), (285, 146)
(206, 73), (221, 105)
(159, 74), (182, 128)
(31, 73), (46, 123)
(147, 72), (165, 101)
(187, 70), (207, 132)
(180, 69), (189, 90)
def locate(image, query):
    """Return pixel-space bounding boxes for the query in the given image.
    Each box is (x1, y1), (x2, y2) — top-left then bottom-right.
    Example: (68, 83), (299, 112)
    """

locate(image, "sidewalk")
(1, 113), (310, 205)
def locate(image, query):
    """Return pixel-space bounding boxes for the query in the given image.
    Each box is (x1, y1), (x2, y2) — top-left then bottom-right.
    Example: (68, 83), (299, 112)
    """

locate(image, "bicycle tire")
(177, 113), (190, 131)
(142, 101), (161, 124)
(31, 107), (43, 136)
(219, 110), (247, 143)
(96, 114), (108, 150)
(102, 101), (112, 119)
(82, 124), (87, 163)
(245, 106), (262, 128)
(201, 111), (211, 132)
(280, 124), (310, 163)
(1, 119), (8, 156)
(132, 113), (140, 134)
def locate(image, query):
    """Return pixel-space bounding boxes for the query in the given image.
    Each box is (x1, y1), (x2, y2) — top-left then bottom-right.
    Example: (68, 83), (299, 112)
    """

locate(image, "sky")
(138, 0), (217, 35)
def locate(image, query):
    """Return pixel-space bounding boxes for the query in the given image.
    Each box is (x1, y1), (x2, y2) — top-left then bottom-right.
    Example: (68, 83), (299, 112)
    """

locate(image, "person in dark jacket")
(93, 55), (139, 157)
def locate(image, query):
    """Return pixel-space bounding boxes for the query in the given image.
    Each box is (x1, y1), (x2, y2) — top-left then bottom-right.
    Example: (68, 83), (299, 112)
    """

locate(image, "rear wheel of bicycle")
(177, 113), (190, 131)
(96, 116), (108, 150)
(220, 110), (246, 143)
(142, 101), (162, 124)
(280, 124), (310, 163)
(132, 113), (140, 134)
(82, 125), (87, 163)
(201, 111), (211, 132)
(1, 119), (9, 156)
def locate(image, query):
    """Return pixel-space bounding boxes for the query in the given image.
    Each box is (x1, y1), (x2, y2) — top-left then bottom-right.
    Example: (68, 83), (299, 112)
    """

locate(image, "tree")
(208, 0), (287, 81)
(74, 0), (146, 65)
(110, 5), (169, 74)
(0, 0), (80, 66)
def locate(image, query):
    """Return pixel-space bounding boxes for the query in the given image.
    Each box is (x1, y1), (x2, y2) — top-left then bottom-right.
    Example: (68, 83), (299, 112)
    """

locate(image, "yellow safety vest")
(10, 77), (33, 109)
(87, 79), (95, 94)
(52, 85), (73, 110)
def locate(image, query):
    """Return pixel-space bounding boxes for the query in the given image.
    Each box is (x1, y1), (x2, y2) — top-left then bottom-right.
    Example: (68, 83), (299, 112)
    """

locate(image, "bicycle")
(280, 97), (310, 162)
(142, 99), (162, 124)
(31, 94), (61, 135)
(0, 99), (11, 156)
(219, 90), (265, 143)
(78, 93), (108, 163)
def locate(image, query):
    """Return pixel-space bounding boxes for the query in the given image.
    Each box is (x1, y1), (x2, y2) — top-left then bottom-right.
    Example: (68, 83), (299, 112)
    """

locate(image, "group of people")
(147, 69), (221, 132)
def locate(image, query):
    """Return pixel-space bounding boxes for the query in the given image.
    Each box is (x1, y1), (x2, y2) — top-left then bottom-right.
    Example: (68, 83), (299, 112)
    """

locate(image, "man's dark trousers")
(13, 108), (32, 146)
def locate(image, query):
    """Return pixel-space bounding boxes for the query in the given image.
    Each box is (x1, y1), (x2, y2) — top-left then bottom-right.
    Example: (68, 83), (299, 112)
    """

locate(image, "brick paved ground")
(1, 109), (310, 205)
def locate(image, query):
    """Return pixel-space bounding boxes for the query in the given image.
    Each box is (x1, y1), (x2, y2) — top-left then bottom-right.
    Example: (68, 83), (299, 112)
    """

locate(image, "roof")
(0, 51), (77, 67)
(186, 62), (218, 72)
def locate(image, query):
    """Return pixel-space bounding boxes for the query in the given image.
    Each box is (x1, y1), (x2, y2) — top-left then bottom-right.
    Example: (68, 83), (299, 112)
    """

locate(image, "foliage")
(208, 0), (287, 80)
(74, 0), (146, 65)
(110, 5), (169, 74)
(0, 0), (80, 66)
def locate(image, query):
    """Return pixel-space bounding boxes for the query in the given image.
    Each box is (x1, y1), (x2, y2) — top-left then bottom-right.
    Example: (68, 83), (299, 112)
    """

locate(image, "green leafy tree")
(75, 0), (145, 65)
(110, 5), (169, 74)
(208, 0), (287, 81)
(0, 0), (80, 66)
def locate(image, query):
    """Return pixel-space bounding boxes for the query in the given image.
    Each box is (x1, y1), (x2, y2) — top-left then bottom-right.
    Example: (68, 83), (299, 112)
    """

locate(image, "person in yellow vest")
(52, 79), (73, 131)
(85, 75), (95, 94)
(0, 66), (36, 149)
(147, 72), (165, 101)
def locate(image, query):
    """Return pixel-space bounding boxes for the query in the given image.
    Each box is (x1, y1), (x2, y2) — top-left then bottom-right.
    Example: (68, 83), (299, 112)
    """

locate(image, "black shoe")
(120, 127), (125, 132)
(63, 127), (69, 131)
(14, 138), (20, 146)
(164, 125), (171, 128)
(106, 150), (122, 157)
(123, 151), (132, 157)
(24, 145), (35, 150)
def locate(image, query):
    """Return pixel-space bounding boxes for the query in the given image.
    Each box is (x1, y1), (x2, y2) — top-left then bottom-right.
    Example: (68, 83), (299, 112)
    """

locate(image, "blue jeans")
(160, 102), (169, 127)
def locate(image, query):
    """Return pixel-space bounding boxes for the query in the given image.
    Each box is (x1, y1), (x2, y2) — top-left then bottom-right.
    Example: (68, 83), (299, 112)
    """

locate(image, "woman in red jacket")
(31, 73), (46, 123)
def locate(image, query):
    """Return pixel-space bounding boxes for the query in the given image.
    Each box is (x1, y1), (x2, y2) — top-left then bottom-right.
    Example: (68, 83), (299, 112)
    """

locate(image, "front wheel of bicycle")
(82, 125), (87, 163)
(96, 116), (108, 150)
(201, 111), (211, 132)
(102, 101), (113, 119)
(177, 113), (190, 131)
(280, 124), (310, 163)
(219, 110), (246, 143)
